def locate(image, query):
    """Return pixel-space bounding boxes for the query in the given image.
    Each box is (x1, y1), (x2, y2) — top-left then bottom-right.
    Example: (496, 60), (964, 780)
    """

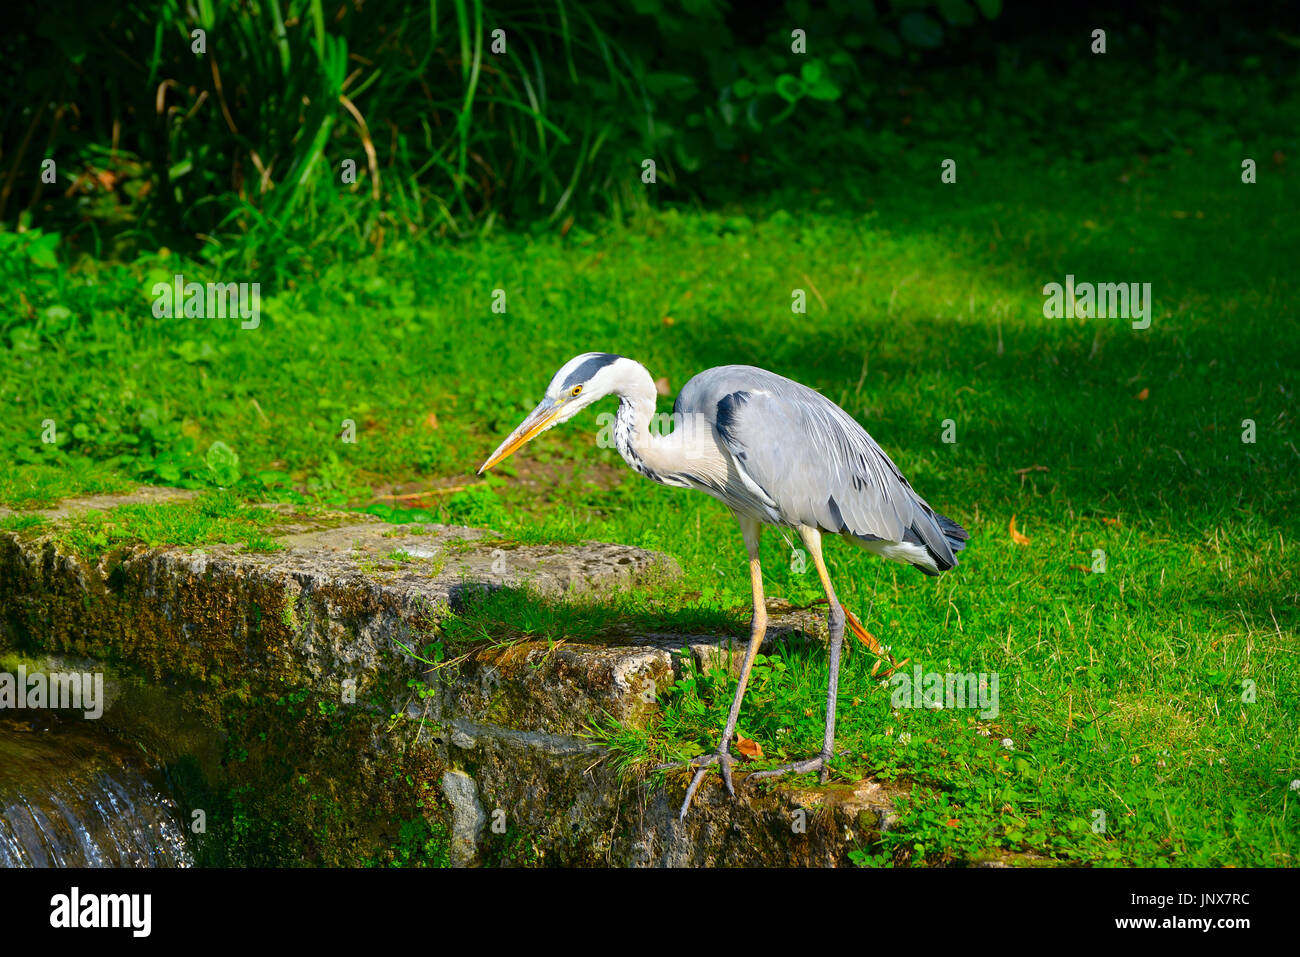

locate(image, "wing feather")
(676, 366), (962, 570)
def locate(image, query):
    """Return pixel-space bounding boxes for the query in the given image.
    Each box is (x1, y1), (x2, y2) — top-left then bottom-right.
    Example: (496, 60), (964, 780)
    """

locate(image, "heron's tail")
(907, 509), (969, 576)
(934, 511), (969, 557)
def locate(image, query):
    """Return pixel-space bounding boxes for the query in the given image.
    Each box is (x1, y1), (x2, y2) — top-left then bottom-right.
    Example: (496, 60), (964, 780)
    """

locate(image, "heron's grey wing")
(678, 366), (961, 570)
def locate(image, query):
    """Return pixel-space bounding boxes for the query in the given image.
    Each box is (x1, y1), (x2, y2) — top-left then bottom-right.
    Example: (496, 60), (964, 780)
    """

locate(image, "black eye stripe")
(560, 353), (619, 391)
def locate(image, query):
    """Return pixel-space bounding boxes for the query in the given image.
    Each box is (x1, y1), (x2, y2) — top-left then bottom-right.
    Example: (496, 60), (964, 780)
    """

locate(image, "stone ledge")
(0, 493), (1047, 868)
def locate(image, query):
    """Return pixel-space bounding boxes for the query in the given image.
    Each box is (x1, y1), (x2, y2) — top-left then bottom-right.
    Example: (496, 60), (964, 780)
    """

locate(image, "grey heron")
(478, 353), (968, 818)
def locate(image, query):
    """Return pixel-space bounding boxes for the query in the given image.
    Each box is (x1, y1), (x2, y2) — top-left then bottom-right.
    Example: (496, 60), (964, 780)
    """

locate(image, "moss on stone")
(0, 514), (455, 867)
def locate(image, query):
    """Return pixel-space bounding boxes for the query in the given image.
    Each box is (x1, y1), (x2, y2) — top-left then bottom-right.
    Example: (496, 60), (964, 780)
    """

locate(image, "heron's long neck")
(611, 366), (711, 485)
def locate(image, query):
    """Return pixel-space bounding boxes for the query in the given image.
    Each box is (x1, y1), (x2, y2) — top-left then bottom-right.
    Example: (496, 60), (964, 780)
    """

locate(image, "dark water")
(0, 716), (192, 867)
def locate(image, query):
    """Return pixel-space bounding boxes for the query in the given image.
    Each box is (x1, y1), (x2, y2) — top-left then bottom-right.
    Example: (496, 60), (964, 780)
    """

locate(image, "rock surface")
(0, 491), (1036, 868)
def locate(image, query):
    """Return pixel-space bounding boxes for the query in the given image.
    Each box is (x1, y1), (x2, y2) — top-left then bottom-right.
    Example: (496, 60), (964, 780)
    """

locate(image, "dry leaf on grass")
(1009, 514), (1031, 545)
(734, 735), (764, 761)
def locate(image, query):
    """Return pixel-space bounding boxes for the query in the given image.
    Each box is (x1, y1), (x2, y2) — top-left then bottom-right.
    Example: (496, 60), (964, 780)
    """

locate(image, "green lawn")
(3, 84), (1297, 865)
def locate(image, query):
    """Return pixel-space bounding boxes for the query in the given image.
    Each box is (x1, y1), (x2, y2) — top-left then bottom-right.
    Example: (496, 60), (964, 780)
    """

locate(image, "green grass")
(0, 514), (50, 536)
(2, 58), (1296, 866)
(0, 461), (133, 509)
(434, 579), (739, 649)
(4, 0), (676, 261)
(40, 491), (288, 562)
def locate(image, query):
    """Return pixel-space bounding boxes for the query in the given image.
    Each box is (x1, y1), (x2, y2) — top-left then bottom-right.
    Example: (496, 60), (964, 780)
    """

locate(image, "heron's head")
(477, 352), (631, 474)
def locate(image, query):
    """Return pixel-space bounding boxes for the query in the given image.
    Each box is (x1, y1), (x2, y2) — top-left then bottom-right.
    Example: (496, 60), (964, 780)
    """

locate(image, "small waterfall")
(0, 717), (193, 867)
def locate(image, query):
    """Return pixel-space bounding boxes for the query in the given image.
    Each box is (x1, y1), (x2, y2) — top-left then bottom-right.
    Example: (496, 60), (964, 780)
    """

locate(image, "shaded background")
(3, 0), (1295, 260)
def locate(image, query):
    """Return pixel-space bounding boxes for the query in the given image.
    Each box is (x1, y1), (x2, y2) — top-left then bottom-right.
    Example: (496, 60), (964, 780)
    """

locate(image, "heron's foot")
(746, 752), (835, 786)
(657, 749), (736, 820)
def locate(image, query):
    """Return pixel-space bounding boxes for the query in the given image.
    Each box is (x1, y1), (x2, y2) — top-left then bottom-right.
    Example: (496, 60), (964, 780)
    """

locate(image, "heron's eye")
(570, 385), (583, 397)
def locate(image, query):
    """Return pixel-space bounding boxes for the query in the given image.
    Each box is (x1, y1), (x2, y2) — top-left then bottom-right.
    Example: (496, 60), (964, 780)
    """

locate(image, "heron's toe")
(746, 754), (830, 783)
(718, 751), (736, 797)
(674, 748), (738, 818)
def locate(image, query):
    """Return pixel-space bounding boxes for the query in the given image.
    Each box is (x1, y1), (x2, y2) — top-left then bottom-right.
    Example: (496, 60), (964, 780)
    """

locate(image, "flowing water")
(0, 715), (192, 867)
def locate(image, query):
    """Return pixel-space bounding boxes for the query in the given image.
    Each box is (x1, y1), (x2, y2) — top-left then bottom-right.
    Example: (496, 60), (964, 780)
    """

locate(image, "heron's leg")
(749, 526), (844, 785)
(673, 517), (767, 819)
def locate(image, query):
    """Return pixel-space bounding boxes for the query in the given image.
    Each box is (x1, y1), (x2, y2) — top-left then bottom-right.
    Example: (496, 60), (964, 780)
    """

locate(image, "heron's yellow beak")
(477, 400), (561, 474)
